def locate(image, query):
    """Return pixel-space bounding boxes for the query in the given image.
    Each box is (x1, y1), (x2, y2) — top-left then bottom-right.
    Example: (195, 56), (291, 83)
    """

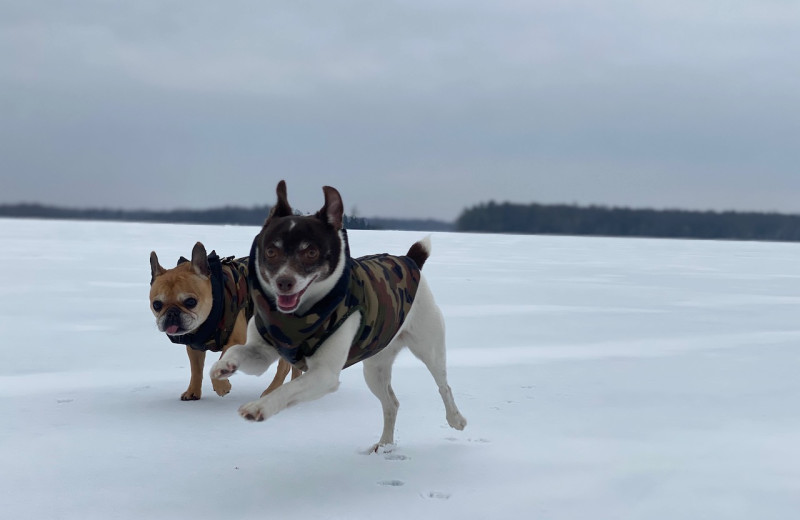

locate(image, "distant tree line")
(367, 217), (455, 232)
(0, 203), (453, 232)
(8, 201), (800, 241)
(456, 201), (800, 241)
(0, 203), (280, 226)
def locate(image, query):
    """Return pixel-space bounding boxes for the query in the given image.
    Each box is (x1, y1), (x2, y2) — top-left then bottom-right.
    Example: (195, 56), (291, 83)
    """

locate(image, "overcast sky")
(2, 1), (799, 220)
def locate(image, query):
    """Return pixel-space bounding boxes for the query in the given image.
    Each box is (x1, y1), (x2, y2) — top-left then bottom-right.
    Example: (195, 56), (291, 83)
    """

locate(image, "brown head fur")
(149, 242), (214, 335)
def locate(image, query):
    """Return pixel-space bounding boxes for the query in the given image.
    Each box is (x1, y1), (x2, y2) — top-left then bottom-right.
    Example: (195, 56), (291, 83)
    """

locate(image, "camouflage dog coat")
(249, 244), (422, 371)
(168, 252), (252, 352)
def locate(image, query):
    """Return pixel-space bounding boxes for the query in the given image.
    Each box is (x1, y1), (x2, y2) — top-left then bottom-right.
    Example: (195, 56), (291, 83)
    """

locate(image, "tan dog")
(150, 242), (298, 400)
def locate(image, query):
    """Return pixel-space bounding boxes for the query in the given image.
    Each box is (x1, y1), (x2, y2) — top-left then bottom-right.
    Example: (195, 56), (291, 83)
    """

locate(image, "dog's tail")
(406, 235), (432, 270)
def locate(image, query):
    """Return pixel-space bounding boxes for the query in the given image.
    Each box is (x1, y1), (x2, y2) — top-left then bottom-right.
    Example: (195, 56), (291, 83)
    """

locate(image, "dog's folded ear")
(318, 186), (343, 230)
(150, 251), (166, 285)
(265, 180), (293, 225)
(191, 242), (210, 277)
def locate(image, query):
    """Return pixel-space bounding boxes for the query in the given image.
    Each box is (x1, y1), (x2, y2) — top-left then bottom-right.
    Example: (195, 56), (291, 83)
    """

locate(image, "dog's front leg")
(211, 344), (236, 397)
(182, 346), (206, 401)
(210, 318), (280, 380)
(238, 312), (361, 422)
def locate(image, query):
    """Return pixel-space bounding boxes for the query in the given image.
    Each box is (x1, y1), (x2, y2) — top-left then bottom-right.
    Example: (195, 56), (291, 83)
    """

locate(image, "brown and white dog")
(149, 242), (298, 401)
(210, 181), (467, 450)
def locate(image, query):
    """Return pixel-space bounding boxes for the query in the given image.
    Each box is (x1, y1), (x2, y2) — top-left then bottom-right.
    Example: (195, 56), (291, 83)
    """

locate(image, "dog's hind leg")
(403, 276), (467, 431)
(362, 344), (403, 451)
(261, 359), (293, 397)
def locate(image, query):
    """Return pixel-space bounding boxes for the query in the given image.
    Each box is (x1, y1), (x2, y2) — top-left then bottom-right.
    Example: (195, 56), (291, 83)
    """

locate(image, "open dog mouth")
(276, 276), (317, 312)
(165, 325), (183, 335)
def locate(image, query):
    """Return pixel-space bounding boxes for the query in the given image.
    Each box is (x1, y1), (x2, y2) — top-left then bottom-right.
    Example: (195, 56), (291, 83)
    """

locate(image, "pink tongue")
(278, 293), (300, 310)
(166, 325), (180, 334)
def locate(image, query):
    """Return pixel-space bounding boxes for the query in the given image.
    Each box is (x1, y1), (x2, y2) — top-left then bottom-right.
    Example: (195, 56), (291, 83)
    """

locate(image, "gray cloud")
(1, 1), (799, 220)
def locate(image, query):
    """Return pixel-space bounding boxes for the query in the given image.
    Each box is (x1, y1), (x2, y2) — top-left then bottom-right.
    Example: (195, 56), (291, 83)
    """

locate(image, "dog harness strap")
(233, 257), (255, 323)
(168, 252), (245, 352)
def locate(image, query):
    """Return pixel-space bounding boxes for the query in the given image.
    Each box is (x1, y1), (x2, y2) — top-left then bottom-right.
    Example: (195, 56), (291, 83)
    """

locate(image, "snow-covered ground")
(2, 218), (800, 519)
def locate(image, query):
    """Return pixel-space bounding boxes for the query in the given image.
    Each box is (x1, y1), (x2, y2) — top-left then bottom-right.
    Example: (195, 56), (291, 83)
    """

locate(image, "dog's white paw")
(447, 412), (467, 431)
(238, 400), (268, 422)
(238, 397), (284, 422)
(364, 442), (396, 455)
(210, 359), (238, 380)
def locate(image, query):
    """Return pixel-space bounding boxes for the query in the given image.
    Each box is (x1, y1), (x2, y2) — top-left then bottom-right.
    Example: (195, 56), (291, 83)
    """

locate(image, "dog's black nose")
(276, 276), (295, 293)
(165, 307), (181, 326)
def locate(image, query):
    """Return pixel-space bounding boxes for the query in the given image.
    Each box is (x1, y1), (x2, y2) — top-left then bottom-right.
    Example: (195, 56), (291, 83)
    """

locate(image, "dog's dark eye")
(184, 298), (198, 309)
(304, 248), (320, 261)
(265, 247), (278, 260)
(152, 300), (163, 312)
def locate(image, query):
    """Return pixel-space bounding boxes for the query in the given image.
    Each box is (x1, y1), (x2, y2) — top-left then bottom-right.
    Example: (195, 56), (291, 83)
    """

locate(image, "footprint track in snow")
(423, 491), (451, 500)
(445, 436), (491, 443)
(384, 453), (410, 461)
(377, 480), (405, 487)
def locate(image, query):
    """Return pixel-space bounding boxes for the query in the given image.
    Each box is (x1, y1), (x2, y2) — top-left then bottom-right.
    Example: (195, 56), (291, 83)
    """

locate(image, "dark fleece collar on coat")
(167, 252), (226, 351)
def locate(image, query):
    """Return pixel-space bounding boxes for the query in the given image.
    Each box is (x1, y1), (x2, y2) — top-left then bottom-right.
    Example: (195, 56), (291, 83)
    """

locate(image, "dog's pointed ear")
(177, 256), (189, 265)
(265, 180), (293, 225)
(191, 242), (210, 277)
(150, 251), (166, 285)
(317, 185), (343, 230)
